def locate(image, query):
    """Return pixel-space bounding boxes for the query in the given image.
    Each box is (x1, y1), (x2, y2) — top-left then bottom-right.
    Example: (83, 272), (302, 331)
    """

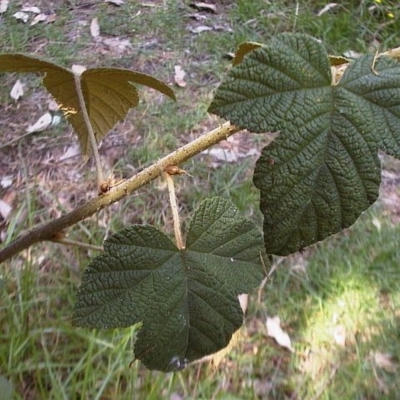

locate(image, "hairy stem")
(0, 122), (240, 264)
(165, 172), (184, 250)
(74, 73), (104, 186)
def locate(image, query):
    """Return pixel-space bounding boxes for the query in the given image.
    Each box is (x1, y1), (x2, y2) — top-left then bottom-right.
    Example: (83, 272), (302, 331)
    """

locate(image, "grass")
(1, 0), (400, 398)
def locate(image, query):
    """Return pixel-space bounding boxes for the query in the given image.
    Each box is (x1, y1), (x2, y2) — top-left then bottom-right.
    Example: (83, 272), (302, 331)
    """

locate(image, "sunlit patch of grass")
(257, 206), (400, 399)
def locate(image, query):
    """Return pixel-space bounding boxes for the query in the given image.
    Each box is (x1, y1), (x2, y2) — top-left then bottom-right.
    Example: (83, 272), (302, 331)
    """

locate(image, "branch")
(0, 122), (240, 264)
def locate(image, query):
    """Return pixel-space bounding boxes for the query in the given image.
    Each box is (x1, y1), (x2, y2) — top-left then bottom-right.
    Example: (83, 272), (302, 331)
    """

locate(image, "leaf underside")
(0, 54), (175, 156)
(208, 33), (400, 255)
(73, 197), (267, 372)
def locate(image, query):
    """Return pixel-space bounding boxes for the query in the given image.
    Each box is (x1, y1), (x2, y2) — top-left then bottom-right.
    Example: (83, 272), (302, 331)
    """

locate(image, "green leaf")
(0, 54), (175, 156)
(73, 197), (267, 372)
(208, 33), (400, 255)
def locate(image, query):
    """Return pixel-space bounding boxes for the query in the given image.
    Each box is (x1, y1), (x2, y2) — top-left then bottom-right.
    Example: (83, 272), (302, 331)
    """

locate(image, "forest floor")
(1, 1), (400, 399)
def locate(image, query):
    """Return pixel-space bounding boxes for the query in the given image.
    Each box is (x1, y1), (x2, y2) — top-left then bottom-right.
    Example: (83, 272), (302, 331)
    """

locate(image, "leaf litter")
(0, 0), (8, 13)
(174, 65), (187, 87)
(1, 2), (400, 395)
(10, 80), (24, 101)
(266, 316), (294, 352)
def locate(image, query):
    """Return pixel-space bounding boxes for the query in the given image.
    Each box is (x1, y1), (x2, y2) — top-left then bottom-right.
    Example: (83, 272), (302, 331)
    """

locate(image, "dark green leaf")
(73, 197), (267, 372)
(208, 33), (400, 255)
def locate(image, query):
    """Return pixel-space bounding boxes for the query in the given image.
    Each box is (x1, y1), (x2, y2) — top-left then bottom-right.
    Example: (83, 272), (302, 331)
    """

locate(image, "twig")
(73, 73), (104, 187)
(0, 122), (240, 263)
(164, 172), (184, 249)
(51, 238), (103, 252)
(0, 130), (37, 149)
(257, 256), (285, 304)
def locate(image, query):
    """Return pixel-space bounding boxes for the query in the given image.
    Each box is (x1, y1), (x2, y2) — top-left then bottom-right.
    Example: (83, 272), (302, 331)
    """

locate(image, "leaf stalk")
(73, 73), (104, 187)
(164, 172), (184, 249)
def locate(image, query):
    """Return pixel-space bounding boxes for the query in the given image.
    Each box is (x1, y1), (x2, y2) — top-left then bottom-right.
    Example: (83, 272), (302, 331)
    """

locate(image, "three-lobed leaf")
(73, 197), (267, 372)
(0, 53), (176, 156)
(208, 33), (400, 255)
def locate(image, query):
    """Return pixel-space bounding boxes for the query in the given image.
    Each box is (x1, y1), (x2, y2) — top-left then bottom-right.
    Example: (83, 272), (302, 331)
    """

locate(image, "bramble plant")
(1, 33), (400, 372)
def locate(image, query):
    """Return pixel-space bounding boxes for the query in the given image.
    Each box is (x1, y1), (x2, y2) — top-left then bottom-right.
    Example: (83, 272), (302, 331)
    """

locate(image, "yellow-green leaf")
(0, 53), (176, 156)
(232, 42), (263, 66)
(328, 55), (349, 66)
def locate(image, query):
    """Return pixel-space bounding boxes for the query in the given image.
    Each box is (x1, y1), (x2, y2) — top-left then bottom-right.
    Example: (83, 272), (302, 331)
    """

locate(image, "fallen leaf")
(0, 176), (13, 189)
(26, 112), (52, 133)
(59, 144), (81, 162)
(46, 13), (57, 23)
(105, 0), (124, 4)
(103, 37), (132, 54)
(188, 13), (208, 21)
(174, 65), (186, 87)
(21, 6), (40, 13)
(266, 316), (294, 352)
(48, 99), (60, 111)
(90, 17), (100, 38)
(13, 11), (29, 23)
(0, 199), (12, 220)
(190, 25), (212, 34)
(374, 352), (397, 373)
(190, 2), (217, 13)
(10, 79), (24, 100)
(203, 147), (258, 163)
(332, 325), (346, 346)
(317, 3), (338, 17)
(0, 0), (9, 13)
(30, 13), (47, 26)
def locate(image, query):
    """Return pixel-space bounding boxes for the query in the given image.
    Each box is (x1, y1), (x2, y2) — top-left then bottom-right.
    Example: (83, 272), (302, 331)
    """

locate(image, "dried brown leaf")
(103, 38), (132, 54)
(21, 6), (40, 13)
(0, 199), (12, 220)
(266, 316), (294, 352)
(13, 11), (29, 23)
(10, 79), (24, 100)
(26, 112), (52, 133)
(174, 65), (186, 87)
(0, 0), (9, 13)
(90, 17), (100, 38)
(105, 0), (124, 4)
(190, 2), (217, 13)
(190, 25), (212, 34)
(30, 13), (47, 26)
